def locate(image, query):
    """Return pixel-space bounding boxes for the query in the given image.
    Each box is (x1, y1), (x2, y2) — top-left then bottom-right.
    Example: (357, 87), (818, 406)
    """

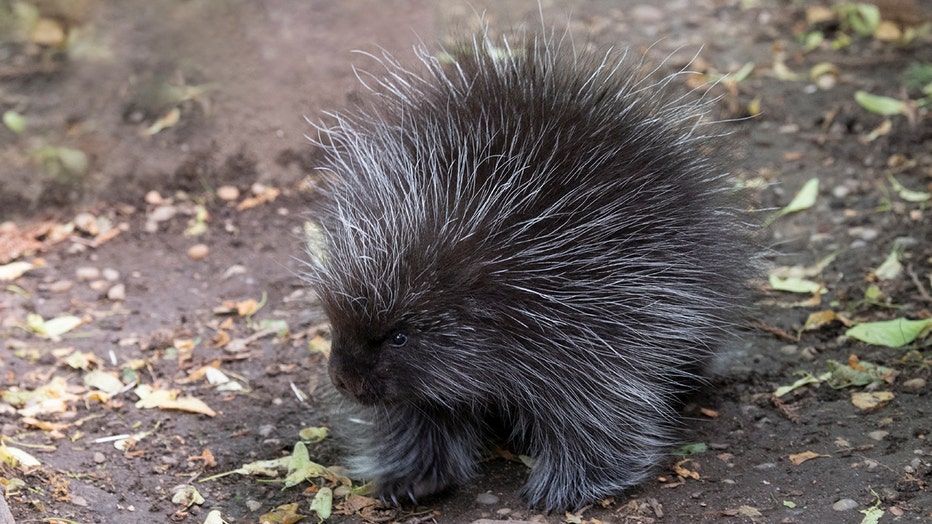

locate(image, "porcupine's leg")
(354, 403), (483, 504)
(518, 410), (673, 511)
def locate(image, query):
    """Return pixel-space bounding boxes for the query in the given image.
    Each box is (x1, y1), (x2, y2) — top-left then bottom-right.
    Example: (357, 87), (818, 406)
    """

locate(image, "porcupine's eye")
(389, 332), (408, 348)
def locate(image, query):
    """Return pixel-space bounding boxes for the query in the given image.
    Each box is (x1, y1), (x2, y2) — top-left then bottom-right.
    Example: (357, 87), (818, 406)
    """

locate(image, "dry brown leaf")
(802, 310), (851, 331)
(788, 450), (828, 465)
(673, 458), (700, 480)
(340, 493), (381, 513)
(187, 449), (217, 467)
(211, 330), (231, 349)
(235, 299), (260, 317)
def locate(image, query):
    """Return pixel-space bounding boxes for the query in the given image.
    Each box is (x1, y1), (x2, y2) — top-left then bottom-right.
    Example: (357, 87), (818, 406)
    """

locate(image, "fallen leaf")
(826, 358), (898, 389)
(673, 458), (700, 480)
(25, 313), (84, 340)
(309, 486), (333, 520)
(202, 510), (228, 524)
(769, 274), (825, 294)
(259, 503), (304, 524)
(774, 371), (827, 397)
(765, 178), (819, 226)
(171, 484), (206, 507)
(83, 370), (124, 395)
(147, 107), (181, 135)
(3, 110), (27, 134)
(851, 391), (894, 411)
(308, 335), (331, 357)
(888, 175), (931, 203)
(871, 247), (902, 281)
(0, 442), (42, 468)
(299, 426), (329, 444)
(846, 317), (932, 348)
(673, 443), (708, 456)
(135, 385), (218, 417)
(788, 450), (828, 465)
(802, 310), (851, 331)
(188, 449), (217, 467)
(855, 91), (905, 116)
(859, 506), (884, 524)
(0, 261), (34, 281)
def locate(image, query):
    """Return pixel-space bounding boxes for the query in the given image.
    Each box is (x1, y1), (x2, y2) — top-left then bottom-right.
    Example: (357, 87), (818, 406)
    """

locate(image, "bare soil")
(1, 1), (931, 523)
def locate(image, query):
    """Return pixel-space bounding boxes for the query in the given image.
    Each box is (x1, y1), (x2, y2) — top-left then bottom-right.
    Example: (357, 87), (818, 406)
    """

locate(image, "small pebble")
(107, 283), (126, 301)
(188, 244), (209, 260)
(148, 205), (177, 223)
(848, 226), (879, 241)
(867, 430), (888, 441)
(258, 424), (275, 438)
(75, 266), (100, 281)
(89, 280), (109, 292)
(475, 492), (499, 505)
(902, 378), (926, 392)
(145, 190), (165, 205)
(832, 185), (850, 198)
(48, 280), (74, 293)
(217, 185), (240, 201)
(832, 498), (858, 511)
(245, 499), (262, 512)
(102, 268), (121, 281)
(93, 452), (106, 464)
(631, 5), (663, 21)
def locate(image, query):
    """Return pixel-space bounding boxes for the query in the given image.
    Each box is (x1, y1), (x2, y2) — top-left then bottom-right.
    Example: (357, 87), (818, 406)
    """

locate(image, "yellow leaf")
(851, 391), (894, 411)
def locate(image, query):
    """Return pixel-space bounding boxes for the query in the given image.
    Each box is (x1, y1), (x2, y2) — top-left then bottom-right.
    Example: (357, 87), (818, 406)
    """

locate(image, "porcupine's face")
(321, 277), (476, 407)
(317, 237), (493, 407)
(325, 316), (418, 406)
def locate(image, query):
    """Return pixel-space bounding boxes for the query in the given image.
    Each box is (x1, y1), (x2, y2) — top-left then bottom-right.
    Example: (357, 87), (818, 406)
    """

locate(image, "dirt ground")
(1, 1), (931, 523)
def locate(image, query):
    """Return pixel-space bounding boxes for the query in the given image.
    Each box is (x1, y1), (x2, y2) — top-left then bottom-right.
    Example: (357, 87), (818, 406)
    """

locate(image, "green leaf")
(25, 313), (83, 339)
(889, 175), (931, 203)
(3, 110), (27, 134)
(825, 359), (896, 389)
(873, 246), (902, 281)
(299, 426), (329, 444)
(859, 505), (883, 524)
(838, 3), (880, 35)
(730, 62), (755, 83)
(765, 178), (819, 226)
(283, 442), (334, 488)
(309, 487), (333, 521)
(769, 274), (824, 294)
(846, 317), (932, 348)
(774, 371), (825, 397)
(673, 442), (708, 456)
(855, 91), (906, 116)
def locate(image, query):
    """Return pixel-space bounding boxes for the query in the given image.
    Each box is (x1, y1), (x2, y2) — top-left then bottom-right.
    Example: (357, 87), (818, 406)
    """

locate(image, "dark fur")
(305, 31), (753, 511)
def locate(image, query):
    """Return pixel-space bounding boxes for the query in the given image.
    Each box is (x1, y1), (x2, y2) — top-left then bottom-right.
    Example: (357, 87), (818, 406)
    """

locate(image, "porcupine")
(304, 29), (753, 511)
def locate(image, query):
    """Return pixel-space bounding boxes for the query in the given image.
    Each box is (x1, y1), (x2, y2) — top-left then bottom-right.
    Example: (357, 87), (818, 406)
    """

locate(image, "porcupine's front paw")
(373, 465), (455, 505)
